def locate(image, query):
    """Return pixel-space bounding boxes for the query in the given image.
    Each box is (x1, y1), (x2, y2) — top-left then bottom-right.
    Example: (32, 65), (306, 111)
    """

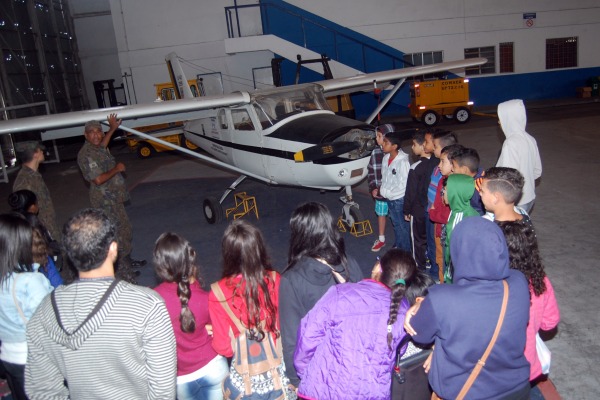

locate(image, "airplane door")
(229, 107), (265, 178)
(214, 109), (233, 164)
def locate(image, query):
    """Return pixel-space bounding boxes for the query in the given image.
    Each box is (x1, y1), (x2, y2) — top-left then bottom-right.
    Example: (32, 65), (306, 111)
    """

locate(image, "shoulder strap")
(12, 274), (29, 325)
(318, 258), (346, 284)
(210, 281), (246, 333)
(211, 271), (279, 335)
(456, 280), (509, 400)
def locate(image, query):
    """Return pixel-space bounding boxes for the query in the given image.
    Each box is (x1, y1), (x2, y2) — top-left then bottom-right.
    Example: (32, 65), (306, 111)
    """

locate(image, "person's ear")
(492, 192), (501, 205)
(109, 241), (118, 262)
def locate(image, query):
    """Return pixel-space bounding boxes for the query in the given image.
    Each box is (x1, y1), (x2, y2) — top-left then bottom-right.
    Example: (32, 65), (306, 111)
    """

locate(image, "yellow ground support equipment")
(226, 192), (259, 220)
(337, 217), (373, 238)
(409, 78), (474, 127)
(127, 80), (200, 158)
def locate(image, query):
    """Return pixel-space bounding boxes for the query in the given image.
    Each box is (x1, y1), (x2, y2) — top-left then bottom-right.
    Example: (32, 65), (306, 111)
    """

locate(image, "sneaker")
(371, 240), (386, 252)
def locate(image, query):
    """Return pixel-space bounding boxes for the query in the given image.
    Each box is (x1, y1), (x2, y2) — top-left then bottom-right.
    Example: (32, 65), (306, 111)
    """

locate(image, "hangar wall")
(107, 0), (272, 105)
(69, 0), (600, 110)
(288, 0), (600, 71)
(69, 0), (122, 108)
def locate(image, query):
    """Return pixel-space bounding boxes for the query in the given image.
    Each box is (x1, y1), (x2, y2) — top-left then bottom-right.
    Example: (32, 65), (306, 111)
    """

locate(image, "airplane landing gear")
(203, 197), (223, 224)
(340, 202), (364, 229)
(203, 175), (247, 224)
(339, 185), (363, 228)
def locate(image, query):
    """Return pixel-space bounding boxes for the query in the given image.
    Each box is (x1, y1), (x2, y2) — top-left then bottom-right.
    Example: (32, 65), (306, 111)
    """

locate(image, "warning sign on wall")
(523, 12), (536, 28)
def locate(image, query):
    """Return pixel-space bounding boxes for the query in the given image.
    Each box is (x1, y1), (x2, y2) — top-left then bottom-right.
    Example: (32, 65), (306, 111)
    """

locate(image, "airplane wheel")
(454, 107), (471, 124)
(443, 114), (454, 120)
(341, 205), (364, 229)
(136, 143), (154, 159)
(183, 138), (198, 150)
(203, 197), (223, 224)
(349, 206), (364, 226)
(422, 111), (439, 127)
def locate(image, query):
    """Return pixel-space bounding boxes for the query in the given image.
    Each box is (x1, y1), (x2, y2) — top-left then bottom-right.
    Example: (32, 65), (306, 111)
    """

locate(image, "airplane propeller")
(294, 141), (361, 162)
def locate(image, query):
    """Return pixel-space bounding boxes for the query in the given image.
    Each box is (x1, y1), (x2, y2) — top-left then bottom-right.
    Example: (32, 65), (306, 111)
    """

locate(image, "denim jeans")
(425, 213), (439, 278)
(177, 355), (229, 400)
(2, 361), (27, 400)
(387, 197), (411, 251)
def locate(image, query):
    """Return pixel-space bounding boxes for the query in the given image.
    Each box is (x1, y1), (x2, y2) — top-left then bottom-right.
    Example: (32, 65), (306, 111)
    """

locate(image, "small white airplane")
(0, 53), (486, 224)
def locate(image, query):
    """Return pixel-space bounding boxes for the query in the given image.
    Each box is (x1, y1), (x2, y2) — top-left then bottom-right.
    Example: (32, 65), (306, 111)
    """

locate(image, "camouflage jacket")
(77, 142), (130, 207)
(13, 165), (60, 240)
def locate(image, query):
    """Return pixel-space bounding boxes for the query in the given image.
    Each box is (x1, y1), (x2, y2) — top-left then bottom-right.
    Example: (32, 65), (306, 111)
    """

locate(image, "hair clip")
(387, 324), (393, 333)
(395, 278), (405, 285)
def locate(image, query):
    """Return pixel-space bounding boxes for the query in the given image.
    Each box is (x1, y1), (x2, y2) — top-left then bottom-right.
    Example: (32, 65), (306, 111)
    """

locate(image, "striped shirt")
(25, 279), (177, 399)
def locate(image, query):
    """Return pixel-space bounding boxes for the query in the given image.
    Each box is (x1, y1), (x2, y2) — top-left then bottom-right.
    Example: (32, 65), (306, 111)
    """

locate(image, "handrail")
(224, 2), (412, 73)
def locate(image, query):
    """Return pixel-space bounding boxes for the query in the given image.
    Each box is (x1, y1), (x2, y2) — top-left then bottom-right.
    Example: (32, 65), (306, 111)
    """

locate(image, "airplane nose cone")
(365, 138), (377, 152)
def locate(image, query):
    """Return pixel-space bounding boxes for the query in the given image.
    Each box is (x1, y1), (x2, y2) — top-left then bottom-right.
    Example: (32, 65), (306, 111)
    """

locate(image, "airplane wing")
(0, 57), (485, 138)
(317, 58), (487, 96)
(0, 92), (251, 138)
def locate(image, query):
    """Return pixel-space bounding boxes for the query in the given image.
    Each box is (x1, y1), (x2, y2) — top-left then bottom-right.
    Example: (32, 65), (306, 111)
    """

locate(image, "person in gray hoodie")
(496, 99), (542, 213)
(25, 209), (176, 399)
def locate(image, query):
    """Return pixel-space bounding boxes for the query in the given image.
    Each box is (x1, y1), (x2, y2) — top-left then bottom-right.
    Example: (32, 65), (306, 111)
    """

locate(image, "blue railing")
(224, 0), (411, 75)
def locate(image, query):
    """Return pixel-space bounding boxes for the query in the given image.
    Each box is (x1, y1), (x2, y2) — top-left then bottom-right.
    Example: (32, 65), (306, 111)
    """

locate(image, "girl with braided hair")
(294, 248), (416, 400)
(153, 232), (227, 400)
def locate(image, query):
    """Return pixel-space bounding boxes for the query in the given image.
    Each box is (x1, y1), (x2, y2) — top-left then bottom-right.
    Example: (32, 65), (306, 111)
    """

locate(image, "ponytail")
(178, 277), (196, 333)
(153, 232), (201, 334)
(379, 249), (417, 350)
(386, 279), (408, 350)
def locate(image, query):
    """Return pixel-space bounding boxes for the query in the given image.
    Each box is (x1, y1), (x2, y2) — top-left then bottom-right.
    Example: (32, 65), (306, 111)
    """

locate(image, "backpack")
(211, 275), (297, 400)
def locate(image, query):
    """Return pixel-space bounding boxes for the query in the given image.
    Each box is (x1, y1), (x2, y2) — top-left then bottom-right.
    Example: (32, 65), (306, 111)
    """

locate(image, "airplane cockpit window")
(231, 109), (255, 131)
(218, 109), (228, 129)
(253, 104), (274, 129)
(253, 84), (331, 123)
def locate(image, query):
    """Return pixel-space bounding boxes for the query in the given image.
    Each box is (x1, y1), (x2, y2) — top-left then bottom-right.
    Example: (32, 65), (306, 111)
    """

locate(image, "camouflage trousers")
(96, 201), (135, 282)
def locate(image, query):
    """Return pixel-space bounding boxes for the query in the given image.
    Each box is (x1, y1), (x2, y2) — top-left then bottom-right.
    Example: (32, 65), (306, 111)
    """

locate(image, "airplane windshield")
(252, 84), (331, 125)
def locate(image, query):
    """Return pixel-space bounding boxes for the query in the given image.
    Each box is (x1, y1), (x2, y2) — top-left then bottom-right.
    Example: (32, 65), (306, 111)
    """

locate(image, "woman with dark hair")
(279, 202), (364, 388)
(294, 248), (415, 399)
(9, 189), (63, 286)
(7, 190), (38, 215)
(31, 227), (62, 288)
(208, 220), (288, 397)
(496, 220), (559, 393)
(8, 190), (53, 246)
(153, 232), (227, 400)
(0, 213), (52, 400)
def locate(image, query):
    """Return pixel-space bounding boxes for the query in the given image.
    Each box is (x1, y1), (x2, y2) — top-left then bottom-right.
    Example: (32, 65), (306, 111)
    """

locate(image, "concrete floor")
(1, 98), (599, 398)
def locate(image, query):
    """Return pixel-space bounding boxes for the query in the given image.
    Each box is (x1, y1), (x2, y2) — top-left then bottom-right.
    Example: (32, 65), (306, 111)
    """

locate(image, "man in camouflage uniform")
(77, 113), (145, 282)
(13, 141), (61, 241)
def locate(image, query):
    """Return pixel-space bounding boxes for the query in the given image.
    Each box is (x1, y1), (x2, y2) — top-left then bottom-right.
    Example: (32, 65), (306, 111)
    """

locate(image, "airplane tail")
(165, 52), (195, 99)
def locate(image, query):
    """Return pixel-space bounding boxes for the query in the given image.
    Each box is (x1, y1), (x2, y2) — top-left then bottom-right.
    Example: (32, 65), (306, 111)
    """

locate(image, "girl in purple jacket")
(294, 249), (416, 400)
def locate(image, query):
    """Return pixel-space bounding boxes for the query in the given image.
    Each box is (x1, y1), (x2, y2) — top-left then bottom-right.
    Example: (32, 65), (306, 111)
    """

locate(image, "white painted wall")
(290, 0), (600, 71)
(108, 0), (273, 105)
(68, 0), (122, 107)
(69, 0), (600, 107)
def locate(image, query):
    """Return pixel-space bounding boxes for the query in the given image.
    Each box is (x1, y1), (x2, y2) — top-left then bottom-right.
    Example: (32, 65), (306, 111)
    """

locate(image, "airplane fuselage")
(183, 84), (375, 190)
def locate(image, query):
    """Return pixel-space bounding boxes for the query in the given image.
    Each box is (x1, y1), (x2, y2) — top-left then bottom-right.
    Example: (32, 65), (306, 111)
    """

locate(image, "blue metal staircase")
(226, 0), (414, 118)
